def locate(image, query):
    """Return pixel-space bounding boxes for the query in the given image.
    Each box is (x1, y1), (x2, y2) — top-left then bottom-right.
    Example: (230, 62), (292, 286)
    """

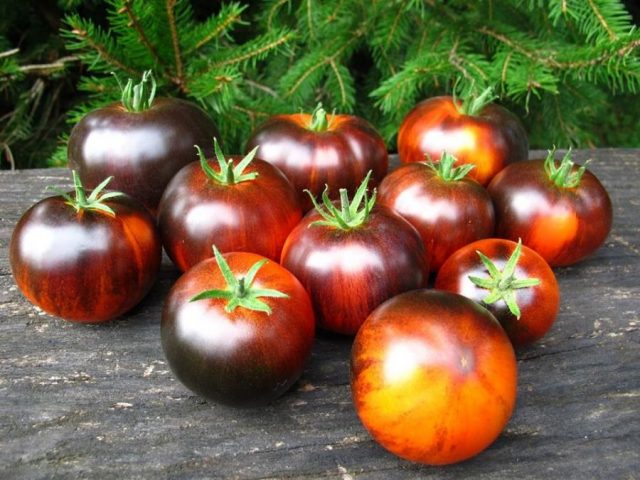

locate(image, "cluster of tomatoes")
(10, 72), (613, 466)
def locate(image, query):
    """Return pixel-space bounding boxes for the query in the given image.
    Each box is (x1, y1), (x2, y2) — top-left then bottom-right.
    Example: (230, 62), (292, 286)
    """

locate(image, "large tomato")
(378, 151), (494, 272)
(158, 139), (301, 272)
(436, 238), (560, 346)
(280, 173), (428, 335)
(161, 248), (315, 407)
(246, 104), (388, 210)
(397, 88), (528, 185)
(68, 71), (219, 213)
(351, 290), (517, 465)
(488, 148), (613, 266)
(10, 172), (161, 323)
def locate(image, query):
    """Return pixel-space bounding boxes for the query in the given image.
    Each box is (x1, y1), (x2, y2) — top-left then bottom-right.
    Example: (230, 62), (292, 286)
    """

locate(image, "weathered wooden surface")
(0, 150), (639, 479)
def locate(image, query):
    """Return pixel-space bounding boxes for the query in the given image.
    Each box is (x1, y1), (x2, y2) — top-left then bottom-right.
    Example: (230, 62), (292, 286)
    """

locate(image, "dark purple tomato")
(398, 89), (528, 185)
(436, 238), (560, 346)
(280, 175), (428, 335)
(246, 105), (388, 210)
(158, 140), (301, 272)
(10, 174), (161, 323)
(378, 152), (494, 272)
(68, 72), (219, 214)
(488, 149), (613, 266)
(161, 249), (315, 406)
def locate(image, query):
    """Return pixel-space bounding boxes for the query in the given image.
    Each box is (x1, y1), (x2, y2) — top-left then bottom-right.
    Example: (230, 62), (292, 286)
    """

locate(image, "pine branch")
(166, 0), (184, 84)
(204, 30), (294, 71)
(117, 0), (164, 66)
(184, 2), (247, 54)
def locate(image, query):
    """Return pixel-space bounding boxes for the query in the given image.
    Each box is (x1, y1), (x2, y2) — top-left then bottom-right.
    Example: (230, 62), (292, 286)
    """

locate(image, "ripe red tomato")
(435, 238), (559, 345)
(10, 173), (161, 323)
(397, 88), (528, 185)
(161, 247), (315, 406)
(280, 173), (428, 335)
(378, 151), (494, 272)
(488, 149), (613, 266)
(158, 139), (301, 272)
(351, 290), (517, 465)
(246, 104), (388, 210)
(68, 71), (219, 213)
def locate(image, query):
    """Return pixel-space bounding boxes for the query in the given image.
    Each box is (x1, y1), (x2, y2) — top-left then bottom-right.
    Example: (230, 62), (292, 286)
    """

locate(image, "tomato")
(397, 88), (528, 185)
(68, 71), (219, 213)
(280, 173), (428, 335)
(158, 139), (301, 272)
(351, 290), (517, 465)
(378, 151), (494, 272)
(435, 238), (559, 345)
(246, 104), (388, 210)
(161, 247), (315, 406)
(10, 172), (161, 323)
(488, 148), (613, 266)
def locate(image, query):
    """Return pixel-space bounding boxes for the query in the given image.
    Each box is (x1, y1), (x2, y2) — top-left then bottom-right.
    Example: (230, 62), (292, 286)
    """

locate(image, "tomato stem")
(544, 147), (590, 189)
(307, 171), (376, 230)
(457, 86), (498, 116)
(196, 138), (259, 186)
(48, 170), (124, 217)
(425, 151), (475, 182)
(468, 239), (540, 319)
(114, 70), (157, 113)
(308, 103), (331, 131)
(190, 246), (289, 315)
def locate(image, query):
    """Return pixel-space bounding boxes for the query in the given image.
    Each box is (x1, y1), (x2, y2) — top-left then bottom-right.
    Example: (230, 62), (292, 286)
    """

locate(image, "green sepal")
(49, 170), (124, 217)
(454, 84), (498, 116)
(308, 102), (331, 131)
(190, 245), (289, 315)
(196, 138), (259, 186)
(307, 170), (376, 230)
(425, 151), (475, 182)
(113, 70), (157, 113)
(468, 239), (541, 319)
(544, 147), (590, 189)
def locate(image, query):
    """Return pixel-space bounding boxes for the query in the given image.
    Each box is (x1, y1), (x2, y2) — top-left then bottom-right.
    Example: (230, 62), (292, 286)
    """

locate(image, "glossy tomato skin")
(161, 253), (315, 406)
(351, 290), (517, 465)
(158, 158), (301, 272)
(280, 206), (428, 335)
(246, 114), (388, 210)
(68, 98), (220, 213)
(488, 159), (613, 266)
(10, 194), (161, 323)
(436, 239), (560, 345)
(398, 97), (528, 185)
(378, 162), (494, 272)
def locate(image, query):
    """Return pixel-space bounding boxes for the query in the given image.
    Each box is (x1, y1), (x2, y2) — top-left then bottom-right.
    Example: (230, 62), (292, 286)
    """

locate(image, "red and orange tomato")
(351, 290), (517, 465)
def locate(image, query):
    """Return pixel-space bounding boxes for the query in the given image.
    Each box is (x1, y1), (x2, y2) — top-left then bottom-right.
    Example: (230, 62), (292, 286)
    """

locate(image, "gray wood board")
(0, 149), (638, 479)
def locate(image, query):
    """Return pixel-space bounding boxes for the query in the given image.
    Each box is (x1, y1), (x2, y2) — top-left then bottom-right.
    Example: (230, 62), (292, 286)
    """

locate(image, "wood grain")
(0, 150), (638, 479)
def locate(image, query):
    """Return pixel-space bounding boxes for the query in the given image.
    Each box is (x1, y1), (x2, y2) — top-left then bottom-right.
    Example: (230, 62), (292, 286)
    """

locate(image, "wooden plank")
(0, 150), (639, 479)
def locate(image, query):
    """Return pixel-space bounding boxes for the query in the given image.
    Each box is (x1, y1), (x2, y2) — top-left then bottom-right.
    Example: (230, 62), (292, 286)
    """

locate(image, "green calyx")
(190, 246), (288, 315)
(455, 85), (498, 116)
(307, 171), (376, 230)
(544, 147), (590, 189)
(50, 171), (123, 216)
(426, 151), (475, 182)
(196, 138), (259, 185)
(114, 69), (157, 112)
(307, 102), (332, 132)
(468, 239), (540, 319)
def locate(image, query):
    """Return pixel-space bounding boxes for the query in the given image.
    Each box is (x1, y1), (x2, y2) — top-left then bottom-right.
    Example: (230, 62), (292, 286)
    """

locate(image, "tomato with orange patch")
(397, 88), (528, 186)
(246, 104), (388, 210)
(488, 149), (612, 266)
(351, 290), (517, 465)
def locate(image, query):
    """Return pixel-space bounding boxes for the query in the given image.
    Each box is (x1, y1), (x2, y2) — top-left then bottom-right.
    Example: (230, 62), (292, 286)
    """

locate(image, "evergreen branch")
(587, 0), (618, 39)
(186, 2), (247, 54)
(166, 0), (184, 83)
(329, 59), (346, 104)
(206, 30), (294, 70)
(118, 0), (163, 66)
(268, 0), (290, 30)
(306, 0), (315, 40)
